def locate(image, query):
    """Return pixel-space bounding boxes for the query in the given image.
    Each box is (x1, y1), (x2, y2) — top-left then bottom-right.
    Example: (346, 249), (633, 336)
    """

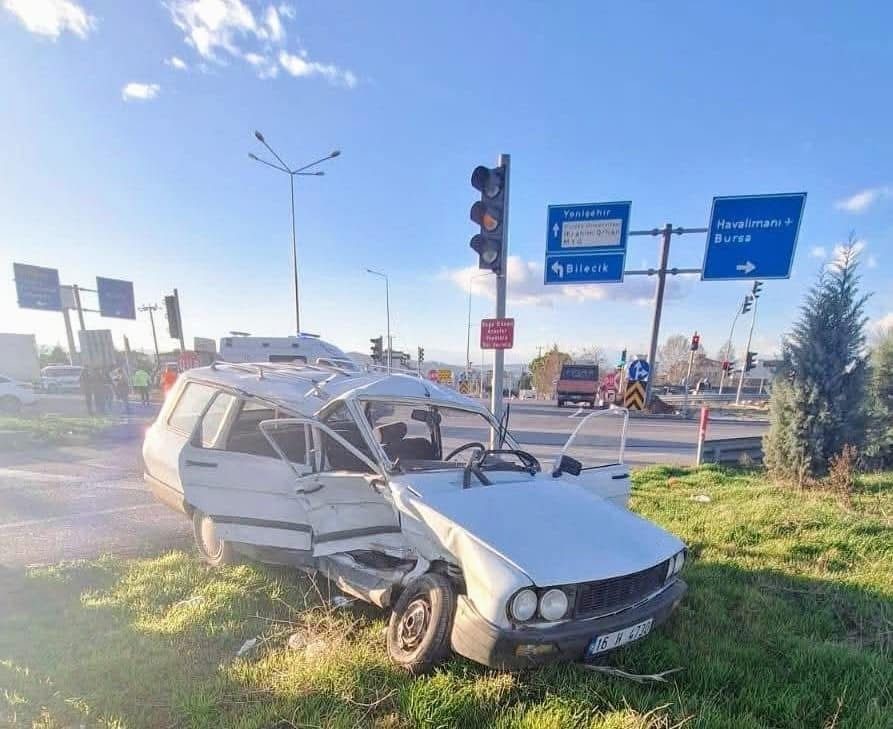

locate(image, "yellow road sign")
(624, 381), (645, 410)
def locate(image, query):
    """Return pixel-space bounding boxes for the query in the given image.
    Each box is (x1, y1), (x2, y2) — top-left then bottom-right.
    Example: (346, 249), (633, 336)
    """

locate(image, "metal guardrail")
(698, 436), (764, 465)
(660, 392), (768, 404)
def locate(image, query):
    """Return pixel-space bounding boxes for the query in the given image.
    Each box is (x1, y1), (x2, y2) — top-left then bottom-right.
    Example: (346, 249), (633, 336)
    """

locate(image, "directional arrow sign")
(544, 201), (631, 285)
(13, 263), (62, 311)
(702, 193), (807, 281)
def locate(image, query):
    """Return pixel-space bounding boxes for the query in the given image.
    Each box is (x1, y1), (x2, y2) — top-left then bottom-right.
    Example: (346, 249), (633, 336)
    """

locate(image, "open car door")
(552, 407), (632, 508)
(260, 418), (405, 558)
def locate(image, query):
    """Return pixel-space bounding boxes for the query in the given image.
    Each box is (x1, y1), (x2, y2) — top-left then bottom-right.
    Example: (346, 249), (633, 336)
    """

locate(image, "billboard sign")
(13, 263), (62, 311)
(96, 277), (136, 319)
(78, 329), (116, 368)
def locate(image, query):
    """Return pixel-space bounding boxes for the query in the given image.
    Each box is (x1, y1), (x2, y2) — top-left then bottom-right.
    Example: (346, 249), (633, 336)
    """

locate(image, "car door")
(260, 414), (404, 558)
(179, 397), (315, 553)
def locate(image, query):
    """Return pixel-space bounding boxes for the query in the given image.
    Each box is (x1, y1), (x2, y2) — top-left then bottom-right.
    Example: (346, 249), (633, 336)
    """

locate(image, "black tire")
(192, 510), (236, 566)
(557, 400), (564, 408)
(0, 396), (22, 415)
(387, 573), (456, 674)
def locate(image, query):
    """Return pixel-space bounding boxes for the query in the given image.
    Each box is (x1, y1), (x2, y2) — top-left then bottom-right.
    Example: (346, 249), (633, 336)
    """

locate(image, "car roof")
(180, 362), (488, 417)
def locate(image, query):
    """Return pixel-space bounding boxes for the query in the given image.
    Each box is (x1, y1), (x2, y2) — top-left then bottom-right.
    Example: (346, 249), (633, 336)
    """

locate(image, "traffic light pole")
(718, 306), (742, 395)
(736, 294), (758, 405)
(139, 304), (161, 367)
(490, 153), (510, 444)
(173, 288), (186, 352)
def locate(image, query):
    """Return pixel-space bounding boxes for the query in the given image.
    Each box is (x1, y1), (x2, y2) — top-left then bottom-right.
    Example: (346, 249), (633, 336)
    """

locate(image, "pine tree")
(865, 328), (893, 467)
(764, 240), (869, 483)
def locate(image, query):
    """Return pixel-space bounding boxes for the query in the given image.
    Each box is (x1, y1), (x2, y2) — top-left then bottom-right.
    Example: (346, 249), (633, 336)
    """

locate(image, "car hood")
(410, 477), (684, 585)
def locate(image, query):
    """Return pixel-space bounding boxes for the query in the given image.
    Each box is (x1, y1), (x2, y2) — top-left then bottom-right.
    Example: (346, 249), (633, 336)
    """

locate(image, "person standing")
(114, 369), (131, 415)
(80, 366), (94, 416)
(161, 363), (179, 397)
(95, 368), (113, 415)
(132, 367), (151, 406)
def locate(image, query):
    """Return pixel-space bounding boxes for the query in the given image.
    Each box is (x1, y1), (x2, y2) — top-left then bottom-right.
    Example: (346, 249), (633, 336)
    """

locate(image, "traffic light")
(417, 346), (424, 365)
(741, 295), (753, 315)
(370, 336), (383, 363)
(745, 351), (758, 373)
(751, 280), (763, 298)
(722, 360), (731, 372)
(690, 332), (700, 351)
(164, 295), (181, 340)
(469, 164), (507, 272)
(617, 348), (627, 368)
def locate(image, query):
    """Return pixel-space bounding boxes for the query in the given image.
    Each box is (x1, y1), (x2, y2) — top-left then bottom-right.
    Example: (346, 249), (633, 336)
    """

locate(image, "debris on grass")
(581, 664), (684, 684)
(235, 637), (258, 657)
(691, 494), (712, 503)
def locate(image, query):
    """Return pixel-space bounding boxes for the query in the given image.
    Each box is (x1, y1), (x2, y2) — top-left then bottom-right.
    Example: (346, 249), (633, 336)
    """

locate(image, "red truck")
(555, 364), (600, 408)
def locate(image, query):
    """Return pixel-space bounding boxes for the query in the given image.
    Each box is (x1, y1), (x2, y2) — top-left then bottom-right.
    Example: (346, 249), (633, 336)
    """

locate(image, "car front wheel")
(192, 510), (236, 566)
(387, 573), (456, 674)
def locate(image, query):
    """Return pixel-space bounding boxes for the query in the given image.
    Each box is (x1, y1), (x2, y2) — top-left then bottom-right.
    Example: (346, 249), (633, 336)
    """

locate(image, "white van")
(218, 334), (360, 372)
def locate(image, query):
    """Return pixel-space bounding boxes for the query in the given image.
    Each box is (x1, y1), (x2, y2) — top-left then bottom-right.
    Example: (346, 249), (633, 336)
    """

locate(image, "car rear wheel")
(192, 510), (236, 566)
(387, 573), (456, 674)
(0, 396), (22, 415)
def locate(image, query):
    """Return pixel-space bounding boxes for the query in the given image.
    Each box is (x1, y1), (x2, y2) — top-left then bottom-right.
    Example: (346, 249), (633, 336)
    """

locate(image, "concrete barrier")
(698, 436), (763, 465)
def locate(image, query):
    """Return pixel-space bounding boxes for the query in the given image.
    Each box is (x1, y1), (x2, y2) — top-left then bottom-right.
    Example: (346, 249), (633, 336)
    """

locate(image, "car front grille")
(575, 560), (669, 618)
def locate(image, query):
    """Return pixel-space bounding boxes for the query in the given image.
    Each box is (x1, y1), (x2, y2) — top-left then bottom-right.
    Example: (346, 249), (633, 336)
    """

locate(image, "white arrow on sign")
(736, 261), (756, 274)
(551, 260), (564, 279)
(552, 222), (560, 238)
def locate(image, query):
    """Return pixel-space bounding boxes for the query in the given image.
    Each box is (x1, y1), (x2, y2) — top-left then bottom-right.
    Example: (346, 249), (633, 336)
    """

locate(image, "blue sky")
(2, 0), (893, 367)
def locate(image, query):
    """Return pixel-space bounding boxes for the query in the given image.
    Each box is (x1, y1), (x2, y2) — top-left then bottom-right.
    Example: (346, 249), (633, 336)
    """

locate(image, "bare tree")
(659, 335), (691, 384)
(529, 345), (571, 396)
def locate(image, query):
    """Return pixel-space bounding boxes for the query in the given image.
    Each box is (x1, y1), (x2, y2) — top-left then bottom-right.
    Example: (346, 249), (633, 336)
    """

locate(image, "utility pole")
(139, 304), (161, 366)
(736, 290), (759, 404)
(72, 284), (86, 330)
(490, 153), (510, 438)
(682, 332), (699, 417)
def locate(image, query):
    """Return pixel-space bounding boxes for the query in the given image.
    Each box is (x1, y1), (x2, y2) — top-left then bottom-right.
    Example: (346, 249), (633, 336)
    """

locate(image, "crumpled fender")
(390, 482), (531, 629)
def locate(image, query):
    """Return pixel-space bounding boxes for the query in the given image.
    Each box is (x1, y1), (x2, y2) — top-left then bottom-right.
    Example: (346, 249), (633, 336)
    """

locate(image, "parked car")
(142, 362), (687, 672)
(555, 364), (600, 408)
(38, 364), (83, 393)
(0, 373), (37, 413)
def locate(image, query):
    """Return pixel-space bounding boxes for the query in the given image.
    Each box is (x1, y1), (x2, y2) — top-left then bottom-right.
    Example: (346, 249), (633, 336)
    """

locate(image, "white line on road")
(568, 407), (585, 418)
(0, 468), (81, 483)
(0, 503), (162, 530)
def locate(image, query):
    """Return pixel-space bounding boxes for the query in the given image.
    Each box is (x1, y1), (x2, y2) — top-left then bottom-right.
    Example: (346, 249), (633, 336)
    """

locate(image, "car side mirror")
(552, 454), (582, 478)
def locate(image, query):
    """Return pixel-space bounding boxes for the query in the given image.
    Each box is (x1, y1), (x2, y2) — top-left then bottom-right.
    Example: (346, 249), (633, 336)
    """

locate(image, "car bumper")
(451, 578), (687, 670)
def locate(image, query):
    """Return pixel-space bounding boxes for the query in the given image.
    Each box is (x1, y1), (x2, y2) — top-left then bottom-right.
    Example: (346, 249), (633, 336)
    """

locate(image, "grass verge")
(0, 415), (113, 449)
(1, 466), (891, 728)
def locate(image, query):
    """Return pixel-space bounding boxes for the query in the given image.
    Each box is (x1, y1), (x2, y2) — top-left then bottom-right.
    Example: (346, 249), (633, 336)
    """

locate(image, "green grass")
(0, 415), (112, 447)
(1, 466), (891, 728)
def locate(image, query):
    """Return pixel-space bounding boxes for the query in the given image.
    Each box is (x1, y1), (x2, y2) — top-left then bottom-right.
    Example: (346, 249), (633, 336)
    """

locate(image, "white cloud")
(166, 55), (188, 70)
(809, 246), (826, 259)
(442, 256), (692, 308)
(121, 82), (160, 101)
(3, 0), (95, 39)
(834, 186), (892, 214)
(872, 312), (893, 334)
(166, 0), (356, 86)
(278, 50), (357, 87)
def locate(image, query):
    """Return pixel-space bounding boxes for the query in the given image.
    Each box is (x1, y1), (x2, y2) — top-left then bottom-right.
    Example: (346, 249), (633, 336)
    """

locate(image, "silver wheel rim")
(398, 598), (431, 652)
(199, 515), (223, 559)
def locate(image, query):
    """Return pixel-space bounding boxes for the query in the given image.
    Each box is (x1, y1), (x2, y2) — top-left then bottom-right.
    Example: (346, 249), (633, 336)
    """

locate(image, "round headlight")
(539, 588), (569, 621)
(510, 589), (537, 621)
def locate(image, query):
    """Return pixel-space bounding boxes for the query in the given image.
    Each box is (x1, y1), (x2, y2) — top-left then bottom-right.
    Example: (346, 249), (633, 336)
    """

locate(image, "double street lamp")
(249, 131), (340, 335)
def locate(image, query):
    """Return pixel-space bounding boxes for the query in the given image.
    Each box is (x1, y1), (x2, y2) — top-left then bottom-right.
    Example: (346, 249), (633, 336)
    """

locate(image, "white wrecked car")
(143, 363), (687, 671)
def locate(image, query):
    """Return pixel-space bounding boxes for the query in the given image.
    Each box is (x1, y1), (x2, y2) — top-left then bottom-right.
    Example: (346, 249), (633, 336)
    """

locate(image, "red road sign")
(427, 368), (439, 382)
(480, 317), (515, 349)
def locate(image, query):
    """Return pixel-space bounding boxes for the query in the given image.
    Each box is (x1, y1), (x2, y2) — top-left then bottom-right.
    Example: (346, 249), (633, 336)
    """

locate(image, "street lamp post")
(249, 131), (340, 335)
(366, 268), (391, 374)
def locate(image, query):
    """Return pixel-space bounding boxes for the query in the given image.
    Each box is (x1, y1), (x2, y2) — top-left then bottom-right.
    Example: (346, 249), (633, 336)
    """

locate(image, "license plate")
(586, 618), (653, 657)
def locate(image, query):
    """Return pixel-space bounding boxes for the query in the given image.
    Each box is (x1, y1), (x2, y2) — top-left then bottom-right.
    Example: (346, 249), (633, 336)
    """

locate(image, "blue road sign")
(96, 277), (136, 319)
(544, 201), (631, 284)
(544, 252), (625, 285)
(702, 193), (807, 281)
(13, 263), (62, 311)
(627, 358), (650, 382)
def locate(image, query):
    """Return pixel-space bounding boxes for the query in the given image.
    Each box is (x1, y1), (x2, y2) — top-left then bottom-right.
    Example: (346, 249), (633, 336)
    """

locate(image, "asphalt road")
(0, 399), (766, 568)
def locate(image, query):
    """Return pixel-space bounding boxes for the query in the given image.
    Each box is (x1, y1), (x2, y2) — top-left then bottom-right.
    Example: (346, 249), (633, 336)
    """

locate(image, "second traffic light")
(417, 346), (424, 365)
(745, 351), (758, 372)
(164, 294), (182, 340)
(741, 294), (753, 315)
(469, 164), (507, 272)
(370, 336), (383, 363)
